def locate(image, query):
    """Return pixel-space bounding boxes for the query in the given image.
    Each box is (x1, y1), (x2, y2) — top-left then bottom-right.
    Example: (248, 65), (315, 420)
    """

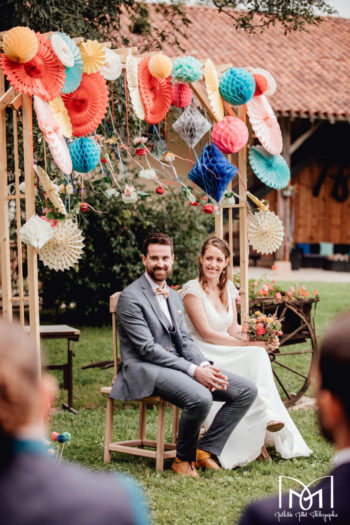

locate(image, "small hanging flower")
(190, 201), (199, 207)
(203, 203), (215, 214)
(135, 148), (146, 156)
(122, 185), (138, 204)
(156, 186), (164, 194)
(80, 202), (88, 212)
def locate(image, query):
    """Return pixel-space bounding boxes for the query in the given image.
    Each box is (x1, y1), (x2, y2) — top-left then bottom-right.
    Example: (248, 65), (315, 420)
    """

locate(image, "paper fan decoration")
(126, 55), (145, 120)
(219, 68), (255, 106)
(50, 32), (74, 67)
(188, 143), (238, 202)
(79, 40), (105, 74)
(38, 218), (85, 271)
(34, 165), (67, 214)
(69, 137), (100, 173)
(49, 96), (72, 138)
(171, 83), (192, 108)
(148, 54), (172, 79)
(249, 146), (290, 190)
(172, 105), (211, 149)
(0, 33), (65, 100)
(61, 72), (109, 137)
(60, 34), (83, 94)
(100, 48), (122, 81)
(248, 210), (284, 254)
(138, 56), (172, 125)
(204, 59), (224, 122)
(3, 26), (38, 63)
(172, 56), (202, 83)
(246, 95), (283, 155)
(212, 116), (248, 154)
(20, 215), (54, 249)
(250, 68), (276, 96)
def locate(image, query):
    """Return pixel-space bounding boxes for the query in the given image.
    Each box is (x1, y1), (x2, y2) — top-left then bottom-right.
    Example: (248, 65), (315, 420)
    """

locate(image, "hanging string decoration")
(38, 218), (85, 271)
(34, 165), (67, 214)
(138, 56), (172, 125)
(50, 32), (74, 67)
(60, 35), (83, 94)
(246, 94), (282, 155)
(172, 105), (211, 148)
(126, 55), (145, 120)
(48, 96), (72, 138)
(69, 137), (100, 173)
(3, 26), (38, 63)
(171, 83), (192, 108)
(219, 67), (255, 106)
(79, 40), (106, 74)
(100, 48), (122, 81)
(172, 56), (203, 83)
(188, 143), (238, 202)
(248, 146), (290, 190)
(204, 58), (224, 122)
(20, 215), (54, 249)
(62, 72), (109, 137)
(249, 67), (276, 96)
(248, 209), (284, 254)
(211, 116), (248, 154)
(148, 53), (172, 79)
(0, 33), (65, 101)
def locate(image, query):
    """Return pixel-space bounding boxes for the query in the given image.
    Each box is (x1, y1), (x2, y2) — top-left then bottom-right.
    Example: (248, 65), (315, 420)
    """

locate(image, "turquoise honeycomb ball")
(219, 68), (255, 105)
(172, 56), (203, 83)
(69, 137), (100, 173)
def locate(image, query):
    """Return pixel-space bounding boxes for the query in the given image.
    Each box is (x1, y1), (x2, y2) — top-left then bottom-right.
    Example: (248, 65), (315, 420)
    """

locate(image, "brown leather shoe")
(194, 456), (221, 470)
(171, 460), (199, 478)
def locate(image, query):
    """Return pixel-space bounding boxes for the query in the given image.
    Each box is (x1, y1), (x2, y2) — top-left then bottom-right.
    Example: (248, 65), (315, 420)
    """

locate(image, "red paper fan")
(61, 72), (109, 137)
(0, 33), (65, 101)
(138, 56), (172, 124)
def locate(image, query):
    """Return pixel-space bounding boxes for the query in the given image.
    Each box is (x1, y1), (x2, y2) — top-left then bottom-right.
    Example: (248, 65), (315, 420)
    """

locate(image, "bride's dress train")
(182, 279), (312, 469)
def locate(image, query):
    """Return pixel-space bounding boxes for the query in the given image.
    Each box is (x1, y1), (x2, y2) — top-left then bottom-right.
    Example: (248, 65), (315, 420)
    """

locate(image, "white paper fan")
(246, 95), (283, 156)
(250, 67), (276, 96)
(101, 48), (122, 81)
(248, 210), (284, 254)
(51, 33), (74, 67)
(20, 215), (54, 249)
(126, 55), (145, 120)
(204, 59), (224, 122)
(34, 165), (67, 215)
(38, 218), (84, 271)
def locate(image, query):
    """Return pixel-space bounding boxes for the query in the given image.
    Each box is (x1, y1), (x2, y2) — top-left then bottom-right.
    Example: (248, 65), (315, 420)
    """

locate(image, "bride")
(182, 236), (312, 468)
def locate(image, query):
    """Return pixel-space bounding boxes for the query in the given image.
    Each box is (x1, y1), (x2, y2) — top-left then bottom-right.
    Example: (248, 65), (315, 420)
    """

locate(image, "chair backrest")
(109, 292), (121, 376)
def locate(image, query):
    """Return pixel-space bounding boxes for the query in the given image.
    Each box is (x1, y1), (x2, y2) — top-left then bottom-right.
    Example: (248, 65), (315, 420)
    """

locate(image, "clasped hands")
(194, 364), (228, 392)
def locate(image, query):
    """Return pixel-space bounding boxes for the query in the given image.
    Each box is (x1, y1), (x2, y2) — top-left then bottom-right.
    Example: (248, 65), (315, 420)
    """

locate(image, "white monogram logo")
(278, 476), (334, 511)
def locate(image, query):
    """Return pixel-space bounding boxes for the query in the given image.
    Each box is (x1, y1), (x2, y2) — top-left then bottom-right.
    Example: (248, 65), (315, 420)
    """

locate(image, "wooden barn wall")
(266, 162), (350, 244)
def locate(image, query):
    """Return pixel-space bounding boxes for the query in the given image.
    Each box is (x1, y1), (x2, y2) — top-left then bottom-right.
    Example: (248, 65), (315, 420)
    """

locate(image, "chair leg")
(156, 401), (166, 471)
(104, 396), (114, 463)
(172, 405), (180, 445)
(138, 401), (147, 444)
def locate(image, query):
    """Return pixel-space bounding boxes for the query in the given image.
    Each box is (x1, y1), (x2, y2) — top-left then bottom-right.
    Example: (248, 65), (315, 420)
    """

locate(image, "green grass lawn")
(45, 281), (349, 524)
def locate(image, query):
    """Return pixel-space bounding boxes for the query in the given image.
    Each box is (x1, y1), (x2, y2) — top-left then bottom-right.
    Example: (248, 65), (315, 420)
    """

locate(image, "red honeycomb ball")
(212, 116), (248, 154)
(171, 83), (192, 108)
(253, 73), (268, 96)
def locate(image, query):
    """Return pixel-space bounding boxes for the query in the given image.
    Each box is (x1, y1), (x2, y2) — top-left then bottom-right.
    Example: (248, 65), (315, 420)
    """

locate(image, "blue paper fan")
(249, 145), (290, 190)
(188, 143), (238, 202)
(56, 33), (83, 94)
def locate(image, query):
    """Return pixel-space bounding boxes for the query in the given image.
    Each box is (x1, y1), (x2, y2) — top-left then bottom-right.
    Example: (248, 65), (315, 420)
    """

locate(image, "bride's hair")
(198, 236), (230, 310)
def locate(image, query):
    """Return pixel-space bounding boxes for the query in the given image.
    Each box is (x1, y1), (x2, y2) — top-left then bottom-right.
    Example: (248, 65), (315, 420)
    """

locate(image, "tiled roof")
(125, 6), (350, 122)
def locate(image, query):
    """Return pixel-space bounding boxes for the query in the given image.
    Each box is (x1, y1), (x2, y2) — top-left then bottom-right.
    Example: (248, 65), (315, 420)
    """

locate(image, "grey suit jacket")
(110, 274), (207, 400)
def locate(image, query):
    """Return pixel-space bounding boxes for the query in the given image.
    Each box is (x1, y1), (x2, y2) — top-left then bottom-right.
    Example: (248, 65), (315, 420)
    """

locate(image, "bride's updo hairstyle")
(198, 236), (230, 310)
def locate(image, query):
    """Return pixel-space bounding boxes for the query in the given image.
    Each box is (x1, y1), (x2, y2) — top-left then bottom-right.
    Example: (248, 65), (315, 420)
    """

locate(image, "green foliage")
(39, 189), (212, 325)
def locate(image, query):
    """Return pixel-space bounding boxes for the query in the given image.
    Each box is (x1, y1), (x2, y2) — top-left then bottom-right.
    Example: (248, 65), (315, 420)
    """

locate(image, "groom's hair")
(319, 311), (350, 425)
(143, 233), (173, 256)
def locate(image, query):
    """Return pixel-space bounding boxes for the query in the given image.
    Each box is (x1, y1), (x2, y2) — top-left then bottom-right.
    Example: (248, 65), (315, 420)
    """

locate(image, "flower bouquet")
(242, 311), (283, 346)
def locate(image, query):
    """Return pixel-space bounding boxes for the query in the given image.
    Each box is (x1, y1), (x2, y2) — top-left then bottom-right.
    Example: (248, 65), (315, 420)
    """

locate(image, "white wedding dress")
(182, 279), (312, 469)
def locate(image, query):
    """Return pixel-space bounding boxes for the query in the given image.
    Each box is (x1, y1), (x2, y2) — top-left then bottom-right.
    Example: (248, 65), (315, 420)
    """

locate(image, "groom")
(110, 233), (257, 477)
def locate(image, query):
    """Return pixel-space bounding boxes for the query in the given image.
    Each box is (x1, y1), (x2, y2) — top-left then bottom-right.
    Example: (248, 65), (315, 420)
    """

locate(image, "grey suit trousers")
(153, 367), (257, 462)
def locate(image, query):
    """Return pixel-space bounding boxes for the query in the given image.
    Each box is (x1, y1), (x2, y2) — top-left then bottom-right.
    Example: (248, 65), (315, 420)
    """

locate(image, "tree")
(208, 0), (336, 33)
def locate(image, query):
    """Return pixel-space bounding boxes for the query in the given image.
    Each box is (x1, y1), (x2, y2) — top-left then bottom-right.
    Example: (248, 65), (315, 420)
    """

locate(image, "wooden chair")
(101, 292), (180, 471)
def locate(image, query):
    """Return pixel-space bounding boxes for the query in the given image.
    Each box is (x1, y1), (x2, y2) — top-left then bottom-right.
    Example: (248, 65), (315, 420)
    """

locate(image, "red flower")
(100, 158), (107, 164)
(135, 148), (146, 156)
(156, 186), (164, 194)
(203, 203), (215, 214)
(190, 201), (199, 206)
(80, 202), (88, 212)
(256, 324), (266, 336)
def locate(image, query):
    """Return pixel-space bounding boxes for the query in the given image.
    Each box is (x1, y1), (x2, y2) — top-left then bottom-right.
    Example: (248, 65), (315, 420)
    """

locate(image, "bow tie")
(155, 287), (169, 299)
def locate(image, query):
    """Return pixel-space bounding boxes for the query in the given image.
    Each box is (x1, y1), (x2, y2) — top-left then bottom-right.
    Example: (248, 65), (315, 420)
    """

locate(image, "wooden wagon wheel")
(251, 298), (319, 408)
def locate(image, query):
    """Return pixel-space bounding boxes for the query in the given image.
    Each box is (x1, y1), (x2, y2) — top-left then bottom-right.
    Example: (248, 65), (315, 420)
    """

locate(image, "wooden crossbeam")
(0, 87), (18, 111)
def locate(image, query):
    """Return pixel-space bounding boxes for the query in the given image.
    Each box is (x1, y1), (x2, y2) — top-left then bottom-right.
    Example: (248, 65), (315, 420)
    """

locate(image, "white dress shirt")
(144, 272), (209, 376)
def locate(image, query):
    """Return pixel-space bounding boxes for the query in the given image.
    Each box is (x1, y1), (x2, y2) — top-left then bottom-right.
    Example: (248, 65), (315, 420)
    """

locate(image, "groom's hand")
(194, 365), (228, 391)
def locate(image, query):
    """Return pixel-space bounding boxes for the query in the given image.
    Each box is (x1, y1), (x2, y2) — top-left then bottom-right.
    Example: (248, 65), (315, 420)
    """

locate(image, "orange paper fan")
(0, 33), (65, 100)
(61, 72), (109, 137)
(138, 56), (172, 125)
(3, 26), (38, 63)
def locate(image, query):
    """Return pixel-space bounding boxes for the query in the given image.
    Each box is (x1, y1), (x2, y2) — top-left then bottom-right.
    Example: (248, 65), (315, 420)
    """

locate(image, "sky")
(325, 0), (350, 17)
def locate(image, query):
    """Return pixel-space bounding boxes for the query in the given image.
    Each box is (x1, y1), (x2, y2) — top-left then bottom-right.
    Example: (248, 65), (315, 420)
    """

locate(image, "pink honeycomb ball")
(212, 116), (248, 154)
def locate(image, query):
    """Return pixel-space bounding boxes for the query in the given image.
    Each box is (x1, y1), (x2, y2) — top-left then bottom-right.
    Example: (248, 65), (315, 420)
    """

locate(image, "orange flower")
(313, 290), (318, 295)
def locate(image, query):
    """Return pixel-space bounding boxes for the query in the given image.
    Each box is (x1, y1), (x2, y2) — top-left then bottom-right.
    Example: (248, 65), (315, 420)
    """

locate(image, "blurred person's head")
(317, 311), (350, 449)
(0, 321), (57, 441)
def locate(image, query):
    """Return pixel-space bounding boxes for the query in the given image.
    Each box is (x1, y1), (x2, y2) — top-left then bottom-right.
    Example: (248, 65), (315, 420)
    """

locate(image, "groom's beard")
(147, 266), (171, 284)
